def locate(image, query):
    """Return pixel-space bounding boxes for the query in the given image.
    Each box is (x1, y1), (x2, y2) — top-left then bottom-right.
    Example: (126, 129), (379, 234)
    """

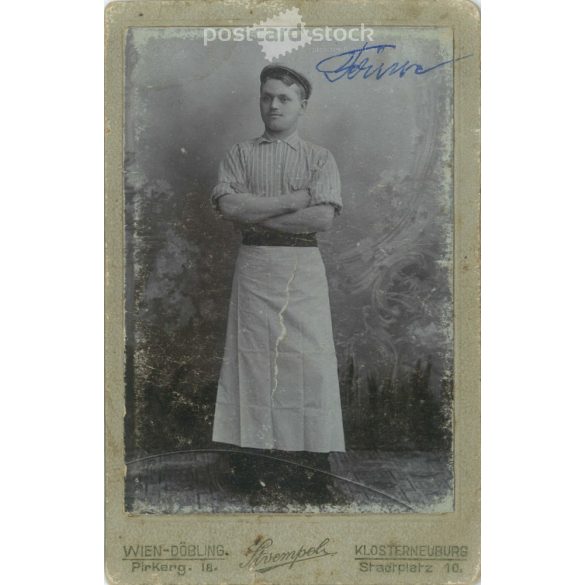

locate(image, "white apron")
(212, 245), (346, 452)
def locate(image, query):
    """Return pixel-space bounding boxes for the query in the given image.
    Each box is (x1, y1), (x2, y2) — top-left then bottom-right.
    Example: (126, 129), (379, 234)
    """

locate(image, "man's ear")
(300, 99), (308, 114)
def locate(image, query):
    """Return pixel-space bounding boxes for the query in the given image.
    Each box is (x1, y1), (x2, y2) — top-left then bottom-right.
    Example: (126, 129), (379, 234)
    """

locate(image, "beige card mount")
(105, 0), (480, 583)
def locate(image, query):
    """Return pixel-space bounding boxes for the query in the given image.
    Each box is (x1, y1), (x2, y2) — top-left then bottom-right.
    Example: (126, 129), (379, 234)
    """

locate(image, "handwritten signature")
(240, 537), (336, 573)
(315, 42), (472, 82)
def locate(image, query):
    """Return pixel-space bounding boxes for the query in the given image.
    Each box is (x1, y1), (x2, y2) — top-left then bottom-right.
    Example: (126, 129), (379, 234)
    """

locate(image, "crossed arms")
(217, 185), (335, 233)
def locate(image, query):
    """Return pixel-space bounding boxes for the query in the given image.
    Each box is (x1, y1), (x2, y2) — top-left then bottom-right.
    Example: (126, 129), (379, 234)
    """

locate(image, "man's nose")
(270, 98), (280, 109)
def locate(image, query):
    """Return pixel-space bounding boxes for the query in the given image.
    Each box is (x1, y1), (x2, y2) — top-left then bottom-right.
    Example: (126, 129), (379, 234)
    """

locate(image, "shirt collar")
(255, 131), (300, 151)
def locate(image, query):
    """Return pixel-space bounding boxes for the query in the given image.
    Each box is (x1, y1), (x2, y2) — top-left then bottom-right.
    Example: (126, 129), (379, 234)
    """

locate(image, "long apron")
(212, 245), (346, 452)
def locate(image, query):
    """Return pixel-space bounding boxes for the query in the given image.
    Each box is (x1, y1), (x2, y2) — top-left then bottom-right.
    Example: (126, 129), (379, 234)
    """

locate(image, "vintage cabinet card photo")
(105, 0), (480, 583)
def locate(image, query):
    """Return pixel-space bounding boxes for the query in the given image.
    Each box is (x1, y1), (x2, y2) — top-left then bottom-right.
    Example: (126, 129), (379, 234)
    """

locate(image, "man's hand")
(287, 189), (311, 210)
(229, 182), (248, 194)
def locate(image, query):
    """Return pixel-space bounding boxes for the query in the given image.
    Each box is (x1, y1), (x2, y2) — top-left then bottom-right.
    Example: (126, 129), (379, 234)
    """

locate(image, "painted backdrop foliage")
(124, 28), (454, 457)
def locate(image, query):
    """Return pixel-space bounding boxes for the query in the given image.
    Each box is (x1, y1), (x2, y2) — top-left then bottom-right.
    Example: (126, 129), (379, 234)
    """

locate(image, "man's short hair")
(260, 64), (312, 100)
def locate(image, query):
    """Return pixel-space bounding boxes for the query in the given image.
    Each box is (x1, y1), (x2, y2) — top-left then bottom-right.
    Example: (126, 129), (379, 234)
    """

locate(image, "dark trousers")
(228, 449), (332, 494)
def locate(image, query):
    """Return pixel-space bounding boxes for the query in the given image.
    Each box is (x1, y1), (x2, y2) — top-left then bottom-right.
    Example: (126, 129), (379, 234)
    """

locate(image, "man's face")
(260, 78), (306, 135)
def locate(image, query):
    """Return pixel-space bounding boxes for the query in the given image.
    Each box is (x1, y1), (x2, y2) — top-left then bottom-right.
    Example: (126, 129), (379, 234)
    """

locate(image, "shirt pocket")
(287, 173), (311, 192)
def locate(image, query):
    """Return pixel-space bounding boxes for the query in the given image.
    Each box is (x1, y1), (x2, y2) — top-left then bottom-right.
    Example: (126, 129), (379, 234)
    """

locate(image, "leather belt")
(242, 231), (318, 247)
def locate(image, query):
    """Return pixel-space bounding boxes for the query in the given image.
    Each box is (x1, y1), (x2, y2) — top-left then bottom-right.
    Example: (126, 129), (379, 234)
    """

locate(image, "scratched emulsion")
(124, 27), (454, 510)
(272, 256), (298, 399)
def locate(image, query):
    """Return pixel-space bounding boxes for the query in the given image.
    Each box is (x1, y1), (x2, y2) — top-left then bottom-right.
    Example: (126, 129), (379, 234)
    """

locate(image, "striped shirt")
(211, 131), (342, 216)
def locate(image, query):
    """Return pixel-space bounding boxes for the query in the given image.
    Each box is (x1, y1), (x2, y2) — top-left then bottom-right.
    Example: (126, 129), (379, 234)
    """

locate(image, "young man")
(210, 64), (345, 504)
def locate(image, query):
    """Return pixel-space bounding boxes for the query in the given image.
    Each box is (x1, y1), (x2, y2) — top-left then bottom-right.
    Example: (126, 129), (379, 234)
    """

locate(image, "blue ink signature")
(315, 43), (472, 82)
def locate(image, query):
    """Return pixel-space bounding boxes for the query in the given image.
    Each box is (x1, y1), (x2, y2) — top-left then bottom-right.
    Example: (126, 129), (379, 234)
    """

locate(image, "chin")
(267, 121), (292, 132)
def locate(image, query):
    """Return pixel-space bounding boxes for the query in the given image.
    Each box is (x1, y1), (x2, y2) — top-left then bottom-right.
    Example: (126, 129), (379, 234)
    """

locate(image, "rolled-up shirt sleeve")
(210, 144), (246, 212)
(308, 149), (343, 215)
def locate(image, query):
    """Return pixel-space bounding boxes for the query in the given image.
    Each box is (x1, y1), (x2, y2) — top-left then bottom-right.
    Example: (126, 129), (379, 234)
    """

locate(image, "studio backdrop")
(124, 27), (454, 492)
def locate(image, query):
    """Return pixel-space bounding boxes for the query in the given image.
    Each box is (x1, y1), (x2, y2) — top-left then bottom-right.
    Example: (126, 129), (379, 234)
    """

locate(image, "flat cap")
(260, 64), (312, 100)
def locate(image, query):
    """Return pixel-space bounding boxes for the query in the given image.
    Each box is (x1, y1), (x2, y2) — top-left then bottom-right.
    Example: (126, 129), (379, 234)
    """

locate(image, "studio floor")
(125, 449), (453, 514)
